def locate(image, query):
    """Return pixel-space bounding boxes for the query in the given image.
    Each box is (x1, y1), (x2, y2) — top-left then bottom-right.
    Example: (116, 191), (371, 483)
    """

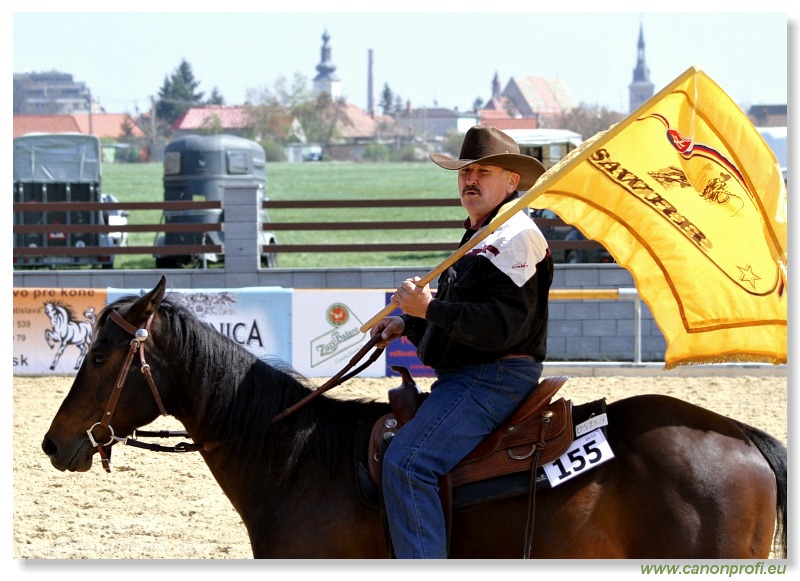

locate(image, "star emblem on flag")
(737, 264), (761, 290)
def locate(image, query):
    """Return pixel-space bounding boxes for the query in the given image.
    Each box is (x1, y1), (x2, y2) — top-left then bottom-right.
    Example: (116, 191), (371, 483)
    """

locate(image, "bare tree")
(244, 73), (310, 144)
(557, 103), (626, 140)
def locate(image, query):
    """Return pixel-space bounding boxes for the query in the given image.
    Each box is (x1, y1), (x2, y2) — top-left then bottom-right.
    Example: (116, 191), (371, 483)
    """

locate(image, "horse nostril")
(42, 436), (57, 457)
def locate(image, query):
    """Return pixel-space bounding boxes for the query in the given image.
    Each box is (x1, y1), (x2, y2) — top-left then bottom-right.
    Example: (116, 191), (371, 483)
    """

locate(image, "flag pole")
(359, 66), (701, 333)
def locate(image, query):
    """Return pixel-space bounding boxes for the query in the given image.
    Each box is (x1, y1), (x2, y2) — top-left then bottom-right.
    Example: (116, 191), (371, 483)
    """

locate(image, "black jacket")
(402, 197), (553, 369)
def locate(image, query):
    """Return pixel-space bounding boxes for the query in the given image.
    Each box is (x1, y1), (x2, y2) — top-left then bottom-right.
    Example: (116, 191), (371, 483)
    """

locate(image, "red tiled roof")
(174, 103), (394, 141)
(480, 95), (520, 115)
(477, 105), (539, 130)
(13, 114), (146, 139)
(478, 109), (512, 119)
(508, 76), (576, 114)
(479, 117), (539, 130)
(73, 113), (146, 138)
(336, 103), (380, 139)
(172, 106), (255, 130)
(13, 115), (81, 138)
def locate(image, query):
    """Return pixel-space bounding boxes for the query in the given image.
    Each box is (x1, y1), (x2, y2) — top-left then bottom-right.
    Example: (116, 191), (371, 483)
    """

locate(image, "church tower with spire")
(492, 71), (502, 100)
(628, 22), (654, 113)
(313, 29), (342, 100)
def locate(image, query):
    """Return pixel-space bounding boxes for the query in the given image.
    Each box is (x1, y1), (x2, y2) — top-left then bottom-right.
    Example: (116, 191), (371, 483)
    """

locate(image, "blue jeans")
(381, 357), (543, 558)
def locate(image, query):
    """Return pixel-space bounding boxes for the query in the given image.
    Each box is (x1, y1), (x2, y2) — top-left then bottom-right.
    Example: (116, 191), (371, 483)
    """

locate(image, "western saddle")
(367, 366), (575, 557)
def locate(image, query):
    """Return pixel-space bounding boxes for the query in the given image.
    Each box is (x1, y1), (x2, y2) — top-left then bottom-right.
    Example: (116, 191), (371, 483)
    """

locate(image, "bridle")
(88, 307), (384, 472)
(88, 309), (201, 473)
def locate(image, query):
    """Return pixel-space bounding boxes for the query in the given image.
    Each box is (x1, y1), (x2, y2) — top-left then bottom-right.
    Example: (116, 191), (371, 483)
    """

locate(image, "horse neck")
(170, 326), (390, 550)
(156, 310), (315, 463)
(185, 373), (354, 528)
(52, 307), (67, 329)
(154, 308), (370, 522)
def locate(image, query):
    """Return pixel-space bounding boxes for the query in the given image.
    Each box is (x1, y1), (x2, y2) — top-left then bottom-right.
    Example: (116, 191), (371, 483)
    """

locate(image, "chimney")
(368, 49), (375, 118)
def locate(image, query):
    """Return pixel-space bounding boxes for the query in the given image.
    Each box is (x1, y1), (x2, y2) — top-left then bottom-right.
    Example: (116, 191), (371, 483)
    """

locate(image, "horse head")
(42, 277), (171, 472)
(44, 302), (62, 327)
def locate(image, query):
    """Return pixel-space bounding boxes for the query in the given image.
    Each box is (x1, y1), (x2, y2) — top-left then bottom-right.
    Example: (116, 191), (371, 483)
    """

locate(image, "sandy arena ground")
(13, 371), (787, 560)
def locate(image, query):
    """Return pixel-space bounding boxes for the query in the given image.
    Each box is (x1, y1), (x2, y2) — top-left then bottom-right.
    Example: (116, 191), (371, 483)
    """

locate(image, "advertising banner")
(107, 286), (293, 363)
(13, 287), (417, 378)
(291, 290), (385, 378)
(382, 292), (435, 378)
(13, 287), (108, 375)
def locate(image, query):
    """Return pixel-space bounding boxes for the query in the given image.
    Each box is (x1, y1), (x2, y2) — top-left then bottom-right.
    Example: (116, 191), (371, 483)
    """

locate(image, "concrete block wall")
(546, 264), (666, 361)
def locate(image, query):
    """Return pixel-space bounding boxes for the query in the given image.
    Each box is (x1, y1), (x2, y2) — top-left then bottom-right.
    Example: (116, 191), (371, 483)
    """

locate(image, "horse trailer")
(13, 133), (117, 269)
(154, 134), (278, 268)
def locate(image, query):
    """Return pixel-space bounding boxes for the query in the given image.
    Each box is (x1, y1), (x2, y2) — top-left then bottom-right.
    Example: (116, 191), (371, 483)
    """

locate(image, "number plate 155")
(542, 428), (614, 487)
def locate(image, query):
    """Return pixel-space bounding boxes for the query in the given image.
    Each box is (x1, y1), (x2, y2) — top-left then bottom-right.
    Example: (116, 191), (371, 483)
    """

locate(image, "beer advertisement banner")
(382, 292), (435, 378)
(291, 290), (386, 378)
(13, 287), (108, 375)
(107, 286), (293, 363)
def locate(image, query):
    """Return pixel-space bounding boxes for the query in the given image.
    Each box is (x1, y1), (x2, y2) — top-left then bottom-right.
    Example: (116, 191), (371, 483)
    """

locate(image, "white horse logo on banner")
(43, 302), (96, 371)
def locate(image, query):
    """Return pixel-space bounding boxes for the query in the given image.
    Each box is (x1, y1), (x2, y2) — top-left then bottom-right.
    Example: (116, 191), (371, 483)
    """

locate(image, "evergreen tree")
(393, 95), (405, 116)
(379, 83), (394, 116)
(206, 86), (225, 105)
(155, 59), (206, 126)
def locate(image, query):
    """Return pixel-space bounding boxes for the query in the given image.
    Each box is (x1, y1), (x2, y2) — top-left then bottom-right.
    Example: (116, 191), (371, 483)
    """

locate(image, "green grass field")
(102, 162), (467, 269)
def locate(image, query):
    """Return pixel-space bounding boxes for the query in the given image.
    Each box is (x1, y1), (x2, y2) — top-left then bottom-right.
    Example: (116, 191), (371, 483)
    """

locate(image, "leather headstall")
(87, 309), (170, 472)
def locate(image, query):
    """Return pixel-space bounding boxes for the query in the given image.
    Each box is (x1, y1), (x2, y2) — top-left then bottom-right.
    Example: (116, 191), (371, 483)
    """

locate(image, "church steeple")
(492, 71), (502, 99)
(632, 22), (649, 83)
(628, 21), (654, 113)
(313, 29), (342, 100)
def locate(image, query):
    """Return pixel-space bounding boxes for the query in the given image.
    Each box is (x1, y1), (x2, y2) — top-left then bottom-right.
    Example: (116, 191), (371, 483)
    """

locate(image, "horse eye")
(91, 352), (108, 366)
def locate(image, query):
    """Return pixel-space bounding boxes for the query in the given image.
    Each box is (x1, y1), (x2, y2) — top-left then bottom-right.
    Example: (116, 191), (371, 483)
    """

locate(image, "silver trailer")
(155, 134), (277, 268)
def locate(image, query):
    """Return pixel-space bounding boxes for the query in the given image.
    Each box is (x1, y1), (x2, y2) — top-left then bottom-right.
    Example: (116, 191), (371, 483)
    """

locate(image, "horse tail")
(736, 421), (787, 558)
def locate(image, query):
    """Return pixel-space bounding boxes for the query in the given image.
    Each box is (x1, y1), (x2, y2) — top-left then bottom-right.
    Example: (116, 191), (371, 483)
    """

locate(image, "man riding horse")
(371, 126), (553, 558)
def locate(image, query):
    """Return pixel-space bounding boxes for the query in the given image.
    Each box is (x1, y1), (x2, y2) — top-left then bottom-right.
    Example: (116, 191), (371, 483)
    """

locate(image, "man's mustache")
(461, 185), (482, 195)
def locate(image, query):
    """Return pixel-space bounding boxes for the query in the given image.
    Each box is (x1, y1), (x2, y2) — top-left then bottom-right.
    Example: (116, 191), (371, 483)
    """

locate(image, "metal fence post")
(618, 288), (642, 364)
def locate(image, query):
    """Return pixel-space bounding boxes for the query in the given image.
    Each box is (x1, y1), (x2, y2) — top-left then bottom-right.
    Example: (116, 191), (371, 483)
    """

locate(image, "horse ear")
(125, 276), (167, 325)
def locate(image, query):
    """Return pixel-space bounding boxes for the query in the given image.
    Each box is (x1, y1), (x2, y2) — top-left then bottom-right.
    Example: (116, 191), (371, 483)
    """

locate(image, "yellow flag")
(529, 66), (787, 369)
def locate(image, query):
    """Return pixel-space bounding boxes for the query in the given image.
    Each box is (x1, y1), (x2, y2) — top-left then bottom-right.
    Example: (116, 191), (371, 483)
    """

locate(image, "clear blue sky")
(8, 3), (793, 117)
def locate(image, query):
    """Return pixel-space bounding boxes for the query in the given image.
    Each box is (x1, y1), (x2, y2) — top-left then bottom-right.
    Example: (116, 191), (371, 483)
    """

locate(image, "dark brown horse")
(42, 276), (787, 559)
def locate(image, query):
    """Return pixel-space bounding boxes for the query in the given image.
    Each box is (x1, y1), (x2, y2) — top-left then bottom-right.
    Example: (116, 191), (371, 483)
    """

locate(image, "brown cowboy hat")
(430, 125), (546, 190)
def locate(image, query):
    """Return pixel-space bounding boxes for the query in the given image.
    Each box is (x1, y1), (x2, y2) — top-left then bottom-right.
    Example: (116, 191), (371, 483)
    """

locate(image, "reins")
(271, 334), (384, 424)
(93, 308), (383, 470)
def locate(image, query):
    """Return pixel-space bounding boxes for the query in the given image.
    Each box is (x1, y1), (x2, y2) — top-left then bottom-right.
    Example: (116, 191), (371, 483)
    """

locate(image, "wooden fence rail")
(13, 200), (223, 262)
(261, 198), (604, 255)
(12, 195), (604, 266)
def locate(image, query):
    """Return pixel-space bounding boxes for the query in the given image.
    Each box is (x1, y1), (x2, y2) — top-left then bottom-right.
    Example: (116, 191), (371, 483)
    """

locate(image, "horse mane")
(46, 301), (73, 321)
(103, 295), (388, 479)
